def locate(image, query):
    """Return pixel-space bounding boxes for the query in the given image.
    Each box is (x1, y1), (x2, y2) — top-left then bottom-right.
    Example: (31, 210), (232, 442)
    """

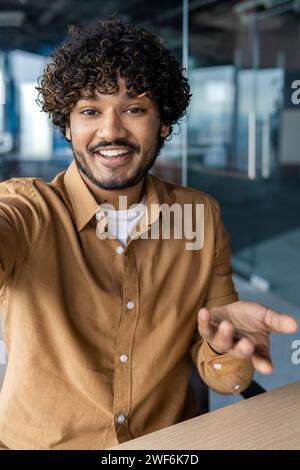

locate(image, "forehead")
(77, 77), (152, 102)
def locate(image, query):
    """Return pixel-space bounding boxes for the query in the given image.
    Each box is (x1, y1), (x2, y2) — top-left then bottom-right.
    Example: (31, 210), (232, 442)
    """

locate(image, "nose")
(95, 110), (128, 142)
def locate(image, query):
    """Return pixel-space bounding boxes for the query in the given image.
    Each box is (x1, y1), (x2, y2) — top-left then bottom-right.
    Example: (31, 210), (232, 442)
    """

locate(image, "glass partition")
(1, 0), (300, 409)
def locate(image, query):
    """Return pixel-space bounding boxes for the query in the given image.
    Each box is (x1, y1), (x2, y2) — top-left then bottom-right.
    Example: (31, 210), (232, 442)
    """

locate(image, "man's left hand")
(198, 300), (298, 374)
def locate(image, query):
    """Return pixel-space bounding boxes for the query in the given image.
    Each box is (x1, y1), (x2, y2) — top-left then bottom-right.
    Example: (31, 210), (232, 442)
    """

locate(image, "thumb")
(264, 308), (298, 334)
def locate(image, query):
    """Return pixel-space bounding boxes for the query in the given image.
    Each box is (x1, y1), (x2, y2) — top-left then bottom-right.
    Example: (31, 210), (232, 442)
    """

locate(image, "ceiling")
(0, 0), (248, 54)
(0, 0), (184, 53)
(0, 0), (299, 67)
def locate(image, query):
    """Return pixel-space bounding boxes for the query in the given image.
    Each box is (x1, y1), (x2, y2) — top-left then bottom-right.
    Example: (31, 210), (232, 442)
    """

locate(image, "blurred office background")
(0, 0), (300, 411)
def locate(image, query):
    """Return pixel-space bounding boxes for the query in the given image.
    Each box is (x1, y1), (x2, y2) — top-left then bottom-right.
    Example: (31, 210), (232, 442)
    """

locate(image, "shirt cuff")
(197, 340), (255, 395)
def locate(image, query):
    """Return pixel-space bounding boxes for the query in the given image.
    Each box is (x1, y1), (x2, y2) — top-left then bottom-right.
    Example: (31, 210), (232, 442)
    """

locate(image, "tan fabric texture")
(0, 161), (253, 449)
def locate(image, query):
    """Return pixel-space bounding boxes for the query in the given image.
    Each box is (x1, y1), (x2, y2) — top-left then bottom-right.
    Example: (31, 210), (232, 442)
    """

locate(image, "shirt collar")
(64, 160), (162, 233)
(64, 160), (99, 232)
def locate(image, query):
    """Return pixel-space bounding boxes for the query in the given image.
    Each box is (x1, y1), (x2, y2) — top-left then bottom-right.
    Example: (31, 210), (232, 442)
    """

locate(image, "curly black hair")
(36, 16), (192, 141)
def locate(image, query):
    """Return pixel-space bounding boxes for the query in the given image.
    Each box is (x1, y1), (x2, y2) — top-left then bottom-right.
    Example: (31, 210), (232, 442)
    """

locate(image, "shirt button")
(116, 246), (124, 254)
(213, 363), (223, 370)
(234, 384), (240, 390)
(96, 211), (103, 221)
(117, 415), (126, 424)
(127, 301), (135, 310)
(120, 354), (128, 363)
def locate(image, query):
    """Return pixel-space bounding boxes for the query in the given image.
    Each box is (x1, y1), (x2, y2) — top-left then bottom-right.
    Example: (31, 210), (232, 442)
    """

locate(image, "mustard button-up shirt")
(0, 161), (254, 449)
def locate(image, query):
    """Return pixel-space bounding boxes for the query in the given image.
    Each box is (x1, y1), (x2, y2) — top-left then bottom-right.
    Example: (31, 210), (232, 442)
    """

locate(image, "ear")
(65, 124), (71, 141)
(160, 123), (170, 138)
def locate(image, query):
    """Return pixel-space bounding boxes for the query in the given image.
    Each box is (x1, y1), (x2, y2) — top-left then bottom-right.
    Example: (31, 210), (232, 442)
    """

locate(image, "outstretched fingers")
(264, 309), (298, 334)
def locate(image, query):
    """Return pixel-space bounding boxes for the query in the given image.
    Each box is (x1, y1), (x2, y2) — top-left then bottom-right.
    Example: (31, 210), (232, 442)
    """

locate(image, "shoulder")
(0, 176), (63, 224)
(0, 171), (67, 202)
(0, 177), (47, 205)
(0, 176), (45, 192)
(150, 173), (221, 211)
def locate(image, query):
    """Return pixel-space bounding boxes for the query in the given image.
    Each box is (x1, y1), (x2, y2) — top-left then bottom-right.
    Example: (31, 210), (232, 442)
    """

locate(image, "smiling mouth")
(94, 148), (134, 157)
(93, 149), (135, 167)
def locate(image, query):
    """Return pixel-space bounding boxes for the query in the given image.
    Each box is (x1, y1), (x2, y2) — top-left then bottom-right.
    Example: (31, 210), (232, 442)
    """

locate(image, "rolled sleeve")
(196, 340), (255, 395)
(188, 197), (255, 394)
(204, 198), (239, 309)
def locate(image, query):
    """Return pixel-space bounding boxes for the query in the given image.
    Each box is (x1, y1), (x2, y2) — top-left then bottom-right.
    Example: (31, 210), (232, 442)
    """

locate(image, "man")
(0, 17), (297, 450)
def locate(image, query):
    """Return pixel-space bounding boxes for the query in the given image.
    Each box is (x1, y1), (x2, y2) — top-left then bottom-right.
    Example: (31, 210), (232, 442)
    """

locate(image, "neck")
(80, 172), (145, 210)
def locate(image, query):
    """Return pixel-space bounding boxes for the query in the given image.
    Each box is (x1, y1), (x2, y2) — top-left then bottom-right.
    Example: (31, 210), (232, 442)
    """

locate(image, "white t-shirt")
(105, 195), (147, 247)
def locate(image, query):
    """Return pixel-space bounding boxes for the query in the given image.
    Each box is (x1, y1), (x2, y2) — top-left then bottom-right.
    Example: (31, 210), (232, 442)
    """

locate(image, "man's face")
(65, 76), (169, 190)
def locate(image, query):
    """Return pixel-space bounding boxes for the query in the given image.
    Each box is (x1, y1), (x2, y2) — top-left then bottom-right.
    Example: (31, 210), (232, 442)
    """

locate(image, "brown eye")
(126, 107), (145, 114)
(81, 109), (98, 116)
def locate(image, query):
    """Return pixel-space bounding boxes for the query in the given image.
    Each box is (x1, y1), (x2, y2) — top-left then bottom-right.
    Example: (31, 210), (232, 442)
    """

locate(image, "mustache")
(89, 140), (140, 153)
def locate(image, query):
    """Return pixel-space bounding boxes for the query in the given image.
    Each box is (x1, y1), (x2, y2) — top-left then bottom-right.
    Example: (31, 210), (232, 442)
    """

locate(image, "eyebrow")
(77, 91), (151, 102)
(77, 95), (97, 102)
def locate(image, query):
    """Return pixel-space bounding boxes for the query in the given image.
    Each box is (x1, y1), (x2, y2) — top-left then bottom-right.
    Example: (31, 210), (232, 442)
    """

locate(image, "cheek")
(71, 125), (92, 146)
(136, 121), (160, 147)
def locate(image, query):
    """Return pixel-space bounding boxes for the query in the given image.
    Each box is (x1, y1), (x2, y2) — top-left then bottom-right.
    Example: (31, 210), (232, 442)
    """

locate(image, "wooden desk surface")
(110, 381), (300, 450)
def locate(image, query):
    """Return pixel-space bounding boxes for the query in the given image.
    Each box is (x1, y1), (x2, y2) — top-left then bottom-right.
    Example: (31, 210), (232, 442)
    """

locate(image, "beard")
(70, 131), (165, 191)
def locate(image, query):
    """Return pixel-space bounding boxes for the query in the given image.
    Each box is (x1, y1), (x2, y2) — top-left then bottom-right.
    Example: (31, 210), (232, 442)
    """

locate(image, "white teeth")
(97, 149), (130, 157)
